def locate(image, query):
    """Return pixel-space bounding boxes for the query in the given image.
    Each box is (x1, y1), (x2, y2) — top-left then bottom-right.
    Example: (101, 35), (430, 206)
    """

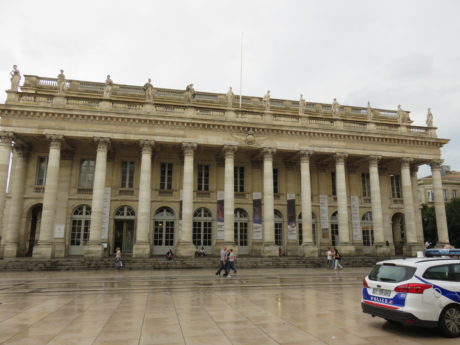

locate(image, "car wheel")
(385, 319), (400, 325)
(439, 305), (460, 337)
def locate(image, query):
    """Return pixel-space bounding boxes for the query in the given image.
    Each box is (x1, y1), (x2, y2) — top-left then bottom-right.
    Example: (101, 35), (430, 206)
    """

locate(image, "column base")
(261, 243), (279, 257)
(3, 242), (18, 258)
(133, 243), (151, 257)
(403, 243), (424, 257)
(84, 242), (104, 258)
(32, 242), (53, 259)
(302, 244), (318, 257)
(175, 241), (196, 257)
(335, 244), (355, 256)
(375, 244), (393, 257)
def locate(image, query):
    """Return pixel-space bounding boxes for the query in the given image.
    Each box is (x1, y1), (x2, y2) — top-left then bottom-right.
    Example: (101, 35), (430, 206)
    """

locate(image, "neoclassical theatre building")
(0, 70), (450, 259)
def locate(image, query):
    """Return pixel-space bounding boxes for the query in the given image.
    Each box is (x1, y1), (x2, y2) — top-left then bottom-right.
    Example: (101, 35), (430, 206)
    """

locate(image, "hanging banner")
(252, 192), (263, 240)
(101, 187), (111, 240)
(216, 191), (225, 240)
(287, 194), (297, 240)
(351, 195), (362, 241)
(319, 194), (329, 229)
(178, 190), (183, 240)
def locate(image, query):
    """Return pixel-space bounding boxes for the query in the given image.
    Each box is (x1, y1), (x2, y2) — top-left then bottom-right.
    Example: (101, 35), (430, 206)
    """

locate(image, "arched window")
(331, 211), (339, 246)
(362, 211), (374, 246)
(153, 207), (176, 248)
(274, 210), (283, 246)
(234, 208), (249, 249)
(70, 205), (91, 249)
(298, 212), (317, 245)
(114, 205), (136, 218)
(193, 207), (212, 247)
(155, 207), (175, 218)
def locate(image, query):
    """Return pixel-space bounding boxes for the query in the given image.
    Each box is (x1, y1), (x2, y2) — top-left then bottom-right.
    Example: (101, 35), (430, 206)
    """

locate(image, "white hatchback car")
(361, 249), (460, 337)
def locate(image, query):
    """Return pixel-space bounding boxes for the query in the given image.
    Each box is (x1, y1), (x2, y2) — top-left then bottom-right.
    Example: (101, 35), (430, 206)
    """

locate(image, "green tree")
(421, 204), (437, 244)
(446, 198), (460, 247)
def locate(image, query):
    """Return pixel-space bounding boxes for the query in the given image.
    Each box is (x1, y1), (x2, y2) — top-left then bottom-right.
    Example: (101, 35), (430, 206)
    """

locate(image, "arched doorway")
(298, 212), (317, 245)
(193, 207), (212, 254)
(234, 208), (249, 255)
(153, 207), (176, 255)
(392, 212), (405, 255)
(26, 204), (42, 256)
(114, 205), (136, 254)
(331, 211), (339, 246)
(69, 204), (91, 256)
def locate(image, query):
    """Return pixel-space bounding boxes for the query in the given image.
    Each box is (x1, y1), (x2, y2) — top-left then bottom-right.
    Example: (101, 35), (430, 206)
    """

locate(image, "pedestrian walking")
(226, 248), (237, 277)
(215, 246), (228, 277)
(333, 247), (343, 270)
(326, 247), (333, 269)
(115, 247), (123, 270)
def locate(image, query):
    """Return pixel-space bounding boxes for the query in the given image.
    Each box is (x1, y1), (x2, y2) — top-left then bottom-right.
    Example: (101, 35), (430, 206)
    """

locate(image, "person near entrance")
(165, 249), (174, 261)
(227, 248), (237, 276)
(115, 247), (123, 270)
(215, 246), (228, 277)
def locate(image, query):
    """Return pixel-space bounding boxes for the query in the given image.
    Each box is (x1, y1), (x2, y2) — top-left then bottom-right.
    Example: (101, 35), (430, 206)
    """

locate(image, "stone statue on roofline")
(332, 98), (340, 116)
(397, 104), (410, 123)
(143, 78), (156, 103)
(299, 94), (305, 115)
(426, 108), (433, 127)
(103, 75), (113, 98)
(9, 65), (21, 92)
(184, 83), (195, 104)
(367, 101), (373, 120)
(57, 69), (66, 95)
(263, 90), (271, 111)
(226, 86), (234, 107)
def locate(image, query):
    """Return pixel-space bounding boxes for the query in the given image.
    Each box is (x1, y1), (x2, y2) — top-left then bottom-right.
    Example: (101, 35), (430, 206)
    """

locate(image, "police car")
(361, 249), (460, 337)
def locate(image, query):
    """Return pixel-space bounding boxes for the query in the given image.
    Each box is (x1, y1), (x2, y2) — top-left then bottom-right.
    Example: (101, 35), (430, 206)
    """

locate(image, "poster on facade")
(252, 192), (263, 240)
(101, 187), (111, 240)
(53, 224), (65, 238)
(351, 195), (362, 241)
(217, 191), (225, 240)
(319, 194), (329, 229)
(287, 194), (297, 240)
(178, 190), (183, 241)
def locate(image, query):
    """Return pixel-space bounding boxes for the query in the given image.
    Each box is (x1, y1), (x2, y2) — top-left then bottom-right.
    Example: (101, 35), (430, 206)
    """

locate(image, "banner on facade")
(252, 192), (263, 240)
(351, 195), (362, 241)
(101, 187), (111, 240)
(287, 194), (297, 240)
(217, 191), (225, 240)
(319, 194), (329, 229)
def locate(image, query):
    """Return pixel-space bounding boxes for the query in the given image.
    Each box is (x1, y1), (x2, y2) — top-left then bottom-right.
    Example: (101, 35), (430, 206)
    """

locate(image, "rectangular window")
(331, 172), (337, 196)
(390, 175), (402, 199)
(453, 190), (458, 199)
(427, 190), (434, 202)
(273, 168), (279, 194)
(120, 161), (135, 188)
(79, 159), (95, 188)
(234, 166), (245, 192)
(443, 189), (448, 202)
(35, 156), (48, 186)
(197, 164), (209, 191)
(160, 163), (173, 190)
(362, 229), (374, 246)
(361, 173), (371, 198)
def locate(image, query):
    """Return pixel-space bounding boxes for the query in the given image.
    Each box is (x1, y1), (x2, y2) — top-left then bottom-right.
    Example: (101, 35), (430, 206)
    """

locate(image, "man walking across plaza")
(326, 247), (333, 269)
(215, 246), (228, 277)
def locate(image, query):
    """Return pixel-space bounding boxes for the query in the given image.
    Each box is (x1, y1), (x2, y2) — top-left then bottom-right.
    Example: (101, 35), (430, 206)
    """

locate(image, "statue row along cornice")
(7, 66), (437, 126)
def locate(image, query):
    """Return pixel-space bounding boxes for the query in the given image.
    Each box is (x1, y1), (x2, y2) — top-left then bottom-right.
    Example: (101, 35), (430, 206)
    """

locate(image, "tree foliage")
(422, 198), (460, 247)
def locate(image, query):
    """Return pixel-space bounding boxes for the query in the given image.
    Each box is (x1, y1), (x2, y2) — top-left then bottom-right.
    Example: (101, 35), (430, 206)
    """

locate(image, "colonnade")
(0, 132), (451, 258)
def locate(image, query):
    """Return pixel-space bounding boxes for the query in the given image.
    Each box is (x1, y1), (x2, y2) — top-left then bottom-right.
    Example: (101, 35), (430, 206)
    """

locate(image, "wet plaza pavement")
(0, 267), (457, 345)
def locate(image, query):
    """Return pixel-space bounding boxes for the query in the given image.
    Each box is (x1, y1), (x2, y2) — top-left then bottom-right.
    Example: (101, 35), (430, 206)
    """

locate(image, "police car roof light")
(424, 248), (460, 257)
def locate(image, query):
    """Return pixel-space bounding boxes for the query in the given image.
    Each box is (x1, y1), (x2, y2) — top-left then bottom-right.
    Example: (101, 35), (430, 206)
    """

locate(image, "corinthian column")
(300, 150), (316, 256)
(262, 147), (278, 256)
(0, 132), (13, 257)
(430, 160), (449, 244)
(335, 153), (353, 254)
(223, 145), (237, 245)
(33, 135), (63, 258)
(134, 140), (154, 257)
(401, 158), (418, 253)
(85, 137), (110, 258)
(369, 156), (387, 254)
(3, 146), (28, 258)
(175, 142), (197, 256)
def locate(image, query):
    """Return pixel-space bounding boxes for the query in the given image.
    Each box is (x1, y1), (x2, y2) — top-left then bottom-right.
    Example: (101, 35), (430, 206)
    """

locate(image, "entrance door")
(69, 204), (91, 256)
(26, 204), (42, 256)
(114, 220), (135, 254)
(234, 208), (249, 255)
(193, 208), (212, 254)
(153, 207), (176, 255)
(392, 213), (405, 255)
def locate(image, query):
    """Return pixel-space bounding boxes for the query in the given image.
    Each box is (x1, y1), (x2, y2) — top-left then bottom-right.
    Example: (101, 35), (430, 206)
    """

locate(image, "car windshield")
(368, 264), (416, 283)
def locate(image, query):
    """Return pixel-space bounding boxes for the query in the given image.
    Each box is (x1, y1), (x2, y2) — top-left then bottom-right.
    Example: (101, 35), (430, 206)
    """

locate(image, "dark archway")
(26, 204), (43, 256)
(392, 213), (405, 255)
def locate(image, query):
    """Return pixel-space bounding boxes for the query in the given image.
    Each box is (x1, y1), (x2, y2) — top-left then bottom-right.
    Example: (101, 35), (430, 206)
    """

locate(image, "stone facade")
(0, 73), (450, 259)
(418, 166), (460, 205)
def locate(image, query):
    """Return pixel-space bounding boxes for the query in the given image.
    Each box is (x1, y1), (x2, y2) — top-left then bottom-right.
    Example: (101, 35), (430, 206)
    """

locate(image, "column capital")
(430, 159), (443, 170)
(13, 145), (29, 158)
(410, 165), (419, 175)
(223, 144), (238, 158)
(369, 155), (381, 167)
(262, 147), (276, 160)
(94, 137), (110, 152)
(0, 131), (15, 147)
(139, 140), (155, 154)
(335, 152), (348, 163)
(401, 157), (413, 168)
(182, 142), (197, 156)
(46, 134), (64, 149)
(299, 150), (313, 163)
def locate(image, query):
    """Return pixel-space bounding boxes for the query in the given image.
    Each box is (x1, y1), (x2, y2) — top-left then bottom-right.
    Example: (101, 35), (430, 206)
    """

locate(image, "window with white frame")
(234, 166), (245, 192)
(443, 189), (448, 202)
(79, 159), (95, 188)
(361, 212), (374, 246)
(35, 156), (48, 186)
(120, 161), (135, 188)
(361, 173), (371, 197)
(427, 190), (434, 202)
(390, 175), (402, 199)
(197, 164), (209, 191)
(160, 163), (173, 190)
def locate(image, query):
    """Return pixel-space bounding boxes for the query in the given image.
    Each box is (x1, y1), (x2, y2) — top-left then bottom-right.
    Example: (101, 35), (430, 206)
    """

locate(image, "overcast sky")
(1, 0), (459, 177)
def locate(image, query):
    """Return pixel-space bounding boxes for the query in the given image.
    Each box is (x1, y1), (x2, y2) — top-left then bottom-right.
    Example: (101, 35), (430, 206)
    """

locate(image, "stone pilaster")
(175, 142), (197, 256)
(335, 153), (354, 255)
(223, 145), (237, 246)
(369, 156), (388, 255)
(33, 135), (63, 258)
(0, 132), (13, 257)
(85, 137), (110, 258)
(3, 146), (28, 258)
(133, 140), (154, 257)
(411, 166), (424, 243)
(262, 147), (278, 256)
(401, 158), (418, 255)
(430, 160), (449, 245)
(300, 150), (316, 256)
